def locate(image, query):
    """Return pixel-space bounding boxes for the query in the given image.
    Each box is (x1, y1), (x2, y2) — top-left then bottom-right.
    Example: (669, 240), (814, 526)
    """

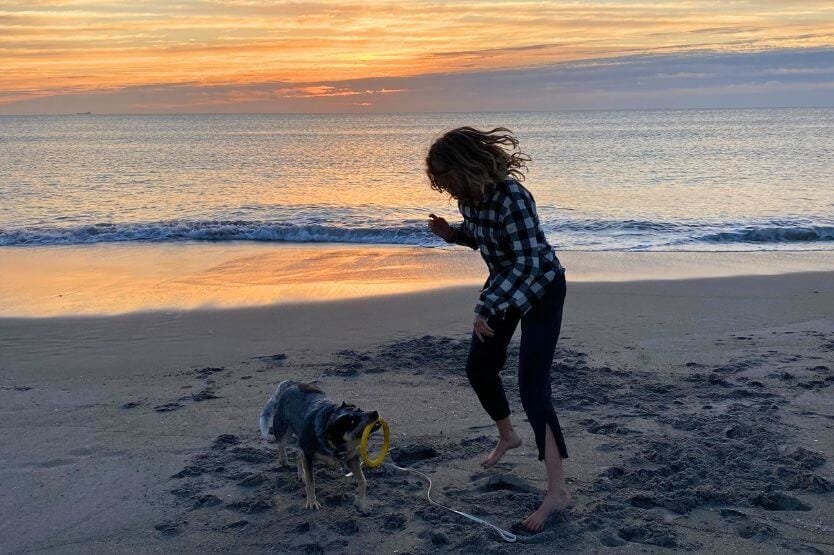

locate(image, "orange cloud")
(279, 86), (361, 98)
(0, 1), (832, 107)
(276, 86), (406, 98)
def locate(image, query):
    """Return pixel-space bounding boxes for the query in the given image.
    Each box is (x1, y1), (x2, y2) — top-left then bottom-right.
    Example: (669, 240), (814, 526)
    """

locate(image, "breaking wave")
(1, 218), (832, 250)
(695, 225), (834, 244)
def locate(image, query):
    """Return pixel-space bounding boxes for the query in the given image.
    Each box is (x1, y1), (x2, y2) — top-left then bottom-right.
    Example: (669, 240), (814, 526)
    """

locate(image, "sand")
(5, 243), (834, 317)
(1, 252), (833, 553)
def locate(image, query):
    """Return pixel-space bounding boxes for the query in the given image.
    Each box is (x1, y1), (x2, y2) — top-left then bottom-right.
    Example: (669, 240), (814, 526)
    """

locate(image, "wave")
(695, 225), (834, 244)
(1, 219), (833, 248)
(0, 220), (433, 246)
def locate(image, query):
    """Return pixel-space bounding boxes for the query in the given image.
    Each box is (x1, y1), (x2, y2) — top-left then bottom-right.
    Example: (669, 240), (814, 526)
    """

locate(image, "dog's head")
(326, 402), (379, 449)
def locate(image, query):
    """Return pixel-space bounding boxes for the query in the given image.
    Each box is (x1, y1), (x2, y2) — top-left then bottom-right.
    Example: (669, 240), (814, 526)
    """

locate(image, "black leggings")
(465, 272), (568, 461)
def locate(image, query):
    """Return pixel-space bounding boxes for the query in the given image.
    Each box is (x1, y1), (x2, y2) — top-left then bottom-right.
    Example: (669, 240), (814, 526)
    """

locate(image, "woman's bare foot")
(480, 433), (522, 468)
(522, 488), (571, 532)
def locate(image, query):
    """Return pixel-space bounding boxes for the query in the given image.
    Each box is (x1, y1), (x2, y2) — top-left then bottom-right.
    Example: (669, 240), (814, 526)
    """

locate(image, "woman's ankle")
(545, 485), (570, 500)
(499, 434), (521, 448)
(495, 416), (516, 440)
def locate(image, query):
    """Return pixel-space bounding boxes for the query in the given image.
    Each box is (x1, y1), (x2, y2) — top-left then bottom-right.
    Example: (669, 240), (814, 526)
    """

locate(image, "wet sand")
(4, 243), (834, 317)
(1, 255), (833, 552)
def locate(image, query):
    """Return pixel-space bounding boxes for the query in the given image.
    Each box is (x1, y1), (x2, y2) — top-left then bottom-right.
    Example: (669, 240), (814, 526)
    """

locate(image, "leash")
(358, 418), (517, 543)
(384, 461), (518, 543)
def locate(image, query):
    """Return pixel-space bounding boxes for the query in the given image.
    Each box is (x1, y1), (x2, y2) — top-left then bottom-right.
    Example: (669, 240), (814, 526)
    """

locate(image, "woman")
(425, 126), (570, 532)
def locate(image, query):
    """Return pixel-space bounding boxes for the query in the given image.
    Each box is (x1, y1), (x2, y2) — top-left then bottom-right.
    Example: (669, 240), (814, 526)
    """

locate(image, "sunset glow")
(1, 1), (833, 112)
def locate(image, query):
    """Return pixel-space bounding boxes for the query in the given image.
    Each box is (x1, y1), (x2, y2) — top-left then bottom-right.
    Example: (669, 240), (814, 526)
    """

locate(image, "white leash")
(384, 461), (518, 543)
(376, 462), (518, 543)
(347, 457), (517, 542)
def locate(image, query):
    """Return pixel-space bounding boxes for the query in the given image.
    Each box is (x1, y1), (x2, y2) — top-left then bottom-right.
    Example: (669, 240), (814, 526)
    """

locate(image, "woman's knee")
(465, 363), (482, 388)
(466, 346), (506, 382)
(518, 352), (553, 387)
(518, 372), (552, 406)
(466, 359), (503, 390)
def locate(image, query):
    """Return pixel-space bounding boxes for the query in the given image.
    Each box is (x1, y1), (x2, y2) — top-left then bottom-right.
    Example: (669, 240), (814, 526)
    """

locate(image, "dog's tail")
(258, 409), (272, 441)
(259, 380), (295, 441)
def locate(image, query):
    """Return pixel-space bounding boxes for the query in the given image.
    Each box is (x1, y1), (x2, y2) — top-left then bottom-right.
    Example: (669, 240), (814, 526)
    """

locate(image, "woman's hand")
(473, 315), (494, 342)
(427, 213), (454, 242)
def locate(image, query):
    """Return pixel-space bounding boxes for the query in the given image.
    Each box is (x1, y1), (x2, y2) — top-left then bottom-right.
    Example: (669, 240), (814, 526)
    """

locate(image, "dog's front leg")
(300, 453), (321, 510)
(346, 456), (367, 513)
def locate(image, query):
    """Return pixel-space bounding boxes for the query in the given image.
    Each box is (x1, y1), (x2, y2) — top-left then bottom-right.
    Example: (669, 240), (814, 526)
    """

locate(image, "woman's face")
(430, 161), (481, 202)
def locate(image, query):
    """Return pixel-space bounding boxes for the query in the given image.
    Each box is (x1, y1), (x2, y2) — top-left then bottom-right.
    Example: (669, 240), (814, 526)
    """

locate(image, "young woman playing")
(425, 126), (570, 533)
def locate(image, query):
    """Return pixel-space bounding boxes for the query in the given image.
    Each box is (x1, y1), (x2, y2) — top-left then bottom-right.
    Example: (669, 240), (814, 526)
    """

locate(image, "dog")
(259, 380), (379, 511)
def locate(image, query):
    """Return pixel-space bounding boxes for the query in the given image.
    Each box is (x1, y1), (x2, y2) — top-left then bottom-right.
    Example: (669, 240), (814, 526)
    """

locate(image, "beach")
(3, 0), (834, 549)
(2, 247), (833, 553)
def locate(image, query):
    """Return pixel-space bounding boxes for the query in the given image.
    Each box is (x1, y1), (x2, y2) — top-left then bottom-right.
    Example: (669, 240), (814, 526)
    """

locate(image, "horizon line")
(2, 105), (833, 117)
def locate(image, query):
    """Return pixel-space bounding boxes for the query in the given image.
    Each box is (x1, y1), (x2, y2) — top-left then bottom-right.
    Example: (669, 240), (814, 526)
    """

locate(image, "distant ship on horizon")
(75, 111), (92, 115)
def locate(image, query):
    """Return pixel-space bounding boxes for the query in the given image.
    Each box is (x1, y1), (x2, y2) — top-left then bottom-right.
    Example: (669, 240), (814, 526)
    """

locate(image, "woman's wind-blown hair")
(425, 126), (531, 202)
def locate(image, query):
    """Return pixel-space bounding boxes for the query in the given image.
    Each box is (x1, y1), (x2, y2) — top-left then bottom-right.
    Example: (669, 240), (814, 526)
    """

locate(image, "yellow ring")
(359, 418), (390, 468)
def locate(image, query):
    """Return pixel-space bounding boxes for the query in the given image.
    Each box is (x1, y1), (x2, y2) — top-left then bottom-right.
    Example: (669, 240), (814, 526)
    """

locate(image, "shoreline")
(2, 243), (834, 318)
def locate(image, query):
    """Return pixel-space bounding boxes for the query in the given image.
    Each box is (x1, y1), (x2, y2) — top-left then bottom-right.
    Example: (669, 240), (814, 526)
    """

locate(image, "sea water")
(2, 109), (832, 251)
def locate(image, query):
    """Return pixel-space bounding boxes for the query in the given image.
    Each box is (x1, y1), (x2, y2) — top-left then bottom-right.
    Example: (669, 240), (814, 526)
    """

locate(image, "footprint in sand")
(154, 402), (183, 412)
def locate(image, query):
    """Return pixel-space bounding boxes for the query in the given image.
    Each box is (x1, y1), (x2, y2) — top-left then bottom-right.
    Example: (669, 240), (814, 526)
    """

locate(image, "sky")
(1, 0), (833, 114)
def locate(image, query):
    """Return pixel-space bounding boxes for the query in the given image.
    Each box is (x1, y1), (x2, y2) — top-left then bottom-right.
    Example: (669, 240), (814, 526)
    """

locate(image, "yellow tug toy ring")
(360, 418), (390, 468)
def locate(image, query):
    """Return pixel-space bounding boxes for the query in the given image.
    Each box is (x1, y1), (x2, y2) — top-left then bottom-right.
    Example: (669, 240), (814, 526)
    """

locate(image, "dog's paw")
(305, 498), (322, 510)
(355, 499), (368, 514)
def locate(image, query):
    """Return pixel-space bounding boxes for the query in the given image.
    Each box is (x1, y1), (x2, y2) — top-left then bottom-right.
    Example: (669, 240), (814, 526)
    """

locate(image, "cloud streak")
(0, 1), (833, 111)
(3, 48), (833, 113)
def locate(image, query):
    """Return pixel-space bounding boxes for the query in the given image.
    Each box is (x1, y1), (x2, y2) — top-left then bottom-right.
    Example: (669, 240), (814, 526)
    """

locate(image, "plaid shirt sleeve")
(442, 199), (478, 250)
(446, 223), (478, 250)
(474, 183), (546, 318)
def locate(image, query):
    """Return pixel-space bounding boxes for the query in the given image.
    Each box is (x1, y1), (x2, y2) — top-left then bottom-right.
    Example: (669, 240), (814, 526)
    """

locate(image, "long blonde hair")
(425, 126), (530, 201)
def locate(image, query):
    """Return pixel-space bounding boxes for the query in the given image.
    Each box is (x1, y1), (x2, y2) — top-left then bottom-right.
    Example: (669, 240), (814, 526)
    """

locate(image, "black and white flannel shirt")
(445, 178), (565, 319)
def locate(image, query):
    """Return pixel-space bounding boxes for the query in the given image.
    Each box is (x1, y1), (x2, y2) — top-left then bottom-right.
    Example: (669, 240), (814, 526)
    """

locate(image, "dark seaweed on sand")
(160, 335), (833, 552)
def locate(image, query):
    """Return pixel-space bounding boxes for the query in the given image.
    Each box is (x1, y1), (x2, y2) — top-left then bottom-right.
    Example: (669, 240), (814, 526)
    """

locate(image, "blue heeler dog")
(260, 380), (379, 511)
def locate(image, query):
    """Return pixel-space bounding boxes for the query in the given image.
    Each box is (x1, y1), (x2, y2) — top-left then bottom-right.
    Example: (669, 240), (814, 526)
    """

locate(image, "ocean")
(2, 109), (833, 251)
